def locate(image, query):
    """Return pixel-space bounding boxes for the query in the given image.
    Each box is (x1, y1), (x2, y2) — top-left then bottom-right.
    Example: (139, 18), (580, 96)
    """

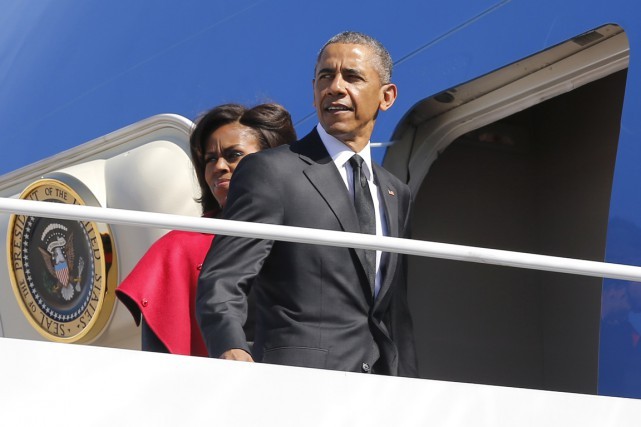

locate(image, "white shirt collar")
(316, 123), (373, 180)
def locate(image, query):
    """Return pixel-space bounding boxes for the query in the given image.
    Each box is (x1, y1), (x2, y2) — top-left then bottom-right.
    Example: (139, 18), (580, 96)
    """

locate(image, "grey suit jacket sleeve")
(196, 152), (283, 358)
(390, 197), (419, 377)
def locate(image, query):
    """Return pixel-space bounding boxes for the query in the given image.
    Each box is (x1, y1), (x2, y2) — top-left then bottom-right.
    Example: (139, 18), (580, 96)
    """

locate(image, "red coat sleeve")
(116, 230), (214, 356)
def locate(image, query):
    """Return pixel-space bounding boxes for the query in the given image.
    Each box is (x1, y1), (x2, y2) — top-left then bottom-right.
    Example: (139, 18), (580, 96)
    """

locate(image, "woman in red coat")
(116, 103), (296, 355)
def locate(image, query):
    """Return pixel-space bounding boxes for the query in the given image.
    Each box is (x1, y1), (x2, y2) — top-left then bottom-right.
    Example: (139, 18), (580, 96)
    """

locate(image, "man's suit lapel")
(295, 130), (361, 234)
(294, 130), (375, 302)
(372, 163), (400, 310)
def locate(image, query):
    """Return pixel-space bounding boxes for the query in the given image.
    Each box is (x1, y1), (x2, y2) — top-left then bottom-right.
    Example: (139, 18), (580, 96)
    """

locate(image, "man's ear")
(379, 83), (398, 111)
(312, 79), (317, 108)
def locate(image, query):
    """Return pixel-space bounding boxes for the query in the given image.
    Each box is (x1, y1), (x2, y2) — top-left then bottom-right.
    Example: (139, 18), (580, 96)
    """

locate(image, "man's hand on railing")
(220, 348), (254, 362)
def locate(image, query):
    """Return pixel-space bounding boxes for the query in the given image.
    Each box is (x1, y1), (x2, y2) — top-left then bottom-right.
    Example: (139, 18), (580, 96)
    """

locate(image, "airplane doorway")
(385, 25), (628, 393)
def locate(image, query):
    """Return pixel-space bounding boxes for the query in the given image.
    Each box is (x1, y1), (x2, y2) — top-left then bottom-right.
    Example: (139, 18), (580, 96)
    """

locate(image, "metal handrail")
(2, 197), (641, 282)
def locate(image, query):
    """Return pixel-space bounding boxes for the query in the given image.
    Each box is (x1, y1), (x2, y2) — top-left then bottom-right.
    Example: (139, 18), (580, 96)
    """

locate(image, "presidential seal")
(7, 176), (117, 343)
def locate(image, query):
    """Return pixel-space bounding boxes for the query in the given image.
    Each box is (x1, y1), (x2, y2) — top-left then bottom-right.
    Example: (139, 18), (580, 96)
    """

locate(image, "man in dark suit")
(196, 31), (417, 377)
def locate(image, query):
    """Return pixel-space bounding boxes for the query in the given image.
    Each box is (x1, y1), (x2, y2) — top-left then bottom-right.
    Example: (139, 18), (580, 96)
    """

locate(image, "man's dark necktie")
(349, 154), (376, 293)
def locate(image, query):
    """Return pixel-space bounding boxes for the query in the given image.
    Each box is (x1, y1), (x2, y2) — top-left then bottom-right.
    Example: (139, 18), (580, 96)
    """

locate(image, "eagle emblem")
(38, 223), (84, 301)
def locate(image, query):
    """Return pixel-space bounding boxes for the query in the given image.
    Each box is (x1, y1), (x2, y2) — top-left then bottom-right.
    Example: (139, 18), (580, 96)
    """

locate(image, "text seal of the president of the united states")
(7, 177), (116, 343)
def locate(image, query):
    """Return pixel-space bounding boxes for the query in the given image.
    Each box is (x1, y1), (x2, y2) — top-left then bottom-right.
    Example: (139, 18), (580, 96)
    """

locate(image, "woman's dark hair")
(189, 103), (296, 215)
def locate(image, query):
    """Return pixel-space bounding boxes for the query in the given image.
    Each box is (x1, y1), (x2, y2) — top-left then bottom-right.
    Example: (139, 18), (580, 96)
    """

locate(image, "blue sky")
(0, 0), (503, 175)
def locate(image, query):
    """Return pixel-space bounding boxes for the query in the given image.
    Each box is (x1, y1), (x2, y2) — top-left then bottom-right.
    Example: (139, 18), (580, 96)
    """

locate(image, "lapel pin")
(388, 189), (395, 196)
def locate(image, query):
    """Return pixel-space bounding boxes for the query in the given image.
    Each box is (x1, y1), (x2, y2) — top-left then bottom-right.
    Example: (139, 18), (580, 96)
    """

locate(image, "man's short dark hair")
(316, 31), (393, 84)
